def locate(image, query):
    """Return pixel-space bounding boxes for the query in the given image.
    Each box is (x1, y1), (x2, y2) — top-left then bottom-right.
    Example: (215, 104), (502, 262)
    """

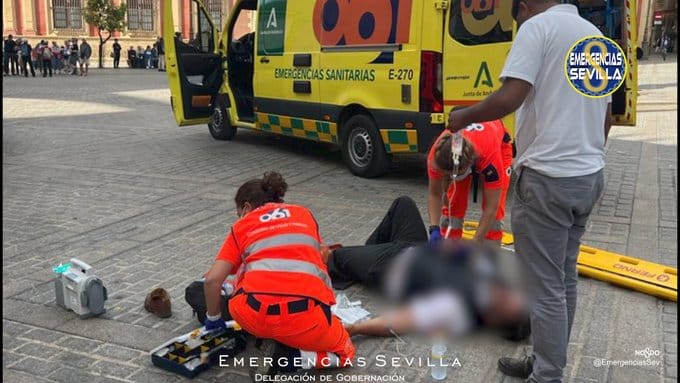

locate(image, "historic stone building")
(6, 0), (673, 67)
(3, 0), (242, 67)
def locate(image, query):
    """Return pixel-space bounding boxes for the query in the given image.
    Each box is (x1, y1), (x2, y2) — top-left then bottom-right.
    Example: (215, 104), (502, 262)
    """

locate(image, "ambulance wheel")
(208, 98), (236, 140)
(341, 114), (389, 178)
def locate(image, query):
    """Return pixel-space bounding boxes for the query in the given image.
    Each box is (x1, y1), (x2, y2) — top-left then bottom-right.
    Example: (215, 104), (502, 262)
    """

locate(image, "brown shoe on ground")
(144, 288), (172, 318)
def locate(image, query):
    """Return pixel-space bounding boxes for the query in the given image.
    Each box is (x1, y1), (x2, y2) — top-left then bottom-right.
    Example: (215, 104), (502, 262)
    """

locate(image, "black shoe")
(498, 355), (534, 379)
(250, 339), (300, 380)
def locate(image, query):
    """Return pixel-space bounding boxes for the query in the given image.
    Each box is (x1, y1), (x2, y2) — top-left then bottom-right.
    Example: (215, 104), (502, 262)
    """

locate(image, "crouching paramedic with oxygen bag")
(427, 111), (514, 246)
(202, 172), (355, 378)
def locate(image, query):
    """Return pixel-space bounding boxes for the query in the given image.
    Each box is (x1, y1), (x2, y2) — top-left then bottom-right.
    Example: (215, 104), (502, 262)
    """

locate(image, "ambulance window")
(189, 1), (215, 53)
(449, 0), (512, 46)
(233, 10), (256, 40)
(197, 8), (215, 52)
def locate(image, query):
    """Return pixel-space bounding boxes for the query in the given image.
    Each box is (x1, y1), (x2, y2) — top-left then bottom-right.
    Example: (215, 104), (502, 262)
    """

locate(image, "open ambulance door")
(441, 1), (515, 135)
(573, 0), (638, 125)
(574, 0), (638, 125)
(163, 0), (222, 126)
(610, 0), (638, 126)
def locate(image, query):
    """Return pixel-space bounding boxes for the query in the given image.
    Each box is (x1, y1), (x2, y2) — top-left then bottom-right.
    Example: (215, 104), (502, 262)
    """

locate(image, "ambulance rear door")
(610, 0), (638, 126)
(441, 1), (515, 135)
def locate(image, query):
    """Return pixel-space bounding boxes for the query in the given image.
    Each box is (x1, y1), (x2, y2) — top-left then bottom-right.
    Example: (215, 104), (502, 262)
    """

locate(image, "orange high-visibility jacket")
(216, 203), (335, 306)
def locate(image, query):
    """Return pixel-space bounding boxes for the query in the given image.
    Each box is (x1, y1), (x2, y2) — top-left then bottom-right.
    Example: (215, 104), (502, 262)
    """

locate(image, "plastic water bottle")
(430, 341), (447, 380)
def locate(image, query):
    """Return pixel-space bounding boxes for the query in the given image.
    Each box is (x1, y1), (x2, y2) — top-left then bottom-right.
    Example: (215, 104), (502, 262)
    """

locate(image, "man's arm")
(604, 102), (612, 143)
(204, 260), (233, 317)
(345, 307), (415, 337)
(472, 187), (501, 242)
(448, 78), (532, 132)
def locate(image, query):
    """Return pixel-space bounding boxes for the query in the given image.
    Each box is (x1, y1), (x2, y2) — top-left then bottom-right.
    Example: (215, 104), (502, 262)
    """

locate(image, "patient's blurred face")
(484, 284), (526, 327)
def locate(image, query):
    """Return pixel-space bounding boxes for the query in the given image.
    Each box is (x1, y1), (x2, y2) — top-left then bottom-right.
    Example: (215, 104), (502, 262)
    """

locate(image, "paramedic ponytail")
(234, 171), (288, 210)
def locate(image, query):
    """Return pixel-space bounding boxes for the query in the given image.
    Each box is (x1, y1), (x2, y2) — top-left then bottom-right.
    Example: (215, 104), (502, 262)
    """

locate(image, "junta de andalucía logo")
(564, 36), (628, 98)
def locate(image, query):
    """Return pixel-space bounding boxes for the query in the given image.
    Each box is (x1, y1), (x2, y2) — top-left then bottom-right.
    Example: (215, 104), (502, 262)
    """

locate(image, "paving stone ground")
(2, 56), (677, 383)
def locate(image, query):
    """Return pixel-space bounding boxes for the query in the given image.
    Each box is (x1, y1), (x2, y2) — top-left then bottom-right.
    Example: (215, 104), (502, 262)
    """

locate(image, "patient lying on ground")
(324, 196), (530, 341)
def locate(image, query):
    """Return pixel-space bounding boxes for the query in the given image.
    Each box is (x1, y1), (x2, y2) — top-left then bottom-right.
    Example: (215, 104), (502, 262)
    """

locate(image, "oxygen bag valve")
(451, 131), (463, 177)
(444, 131), (463, 240)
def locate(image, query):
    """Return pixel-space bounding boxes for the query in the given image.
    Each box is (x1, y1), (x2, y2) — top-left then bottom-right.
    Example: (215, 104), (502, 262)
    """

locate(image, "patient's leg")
(365, 196), (428, 245)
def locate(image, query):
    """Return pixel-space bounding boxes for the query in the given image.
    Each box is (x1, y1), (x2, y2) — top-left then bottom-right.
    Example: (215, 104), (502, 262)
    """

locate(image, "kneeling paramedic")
(427, 117), (513, 245)
(203, 172), (355, 376)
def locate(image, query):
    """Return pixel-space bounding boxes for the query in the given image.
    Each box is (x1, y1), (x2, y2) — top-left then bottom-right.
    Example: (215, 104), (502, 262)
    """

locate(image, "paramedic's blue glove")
(429, 226), (442, 245)
(205, 313), (227, 334)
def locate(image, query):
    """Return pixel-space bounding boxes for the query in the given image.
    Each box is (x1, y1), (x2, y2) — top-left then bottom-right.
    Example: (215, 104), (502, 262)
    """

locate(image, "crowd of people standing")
(3, 35), (92, 77)
(4, 35), (164, 74)
(125, 37), (165, 71)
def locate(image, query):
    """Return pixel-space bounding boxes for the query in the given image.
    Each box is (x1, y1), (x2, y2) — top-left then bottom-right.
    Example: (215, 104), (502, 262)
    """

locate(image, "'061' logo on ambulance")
(313, 0), (413, 46)
(259, 208), (291, 222)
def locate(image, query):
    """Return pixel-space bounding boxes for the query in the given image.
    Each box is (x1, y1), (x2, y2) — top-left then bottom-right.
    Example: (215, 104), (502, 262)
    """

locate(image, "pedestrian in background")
(127, 46), (137, 68)
(661, 35), (670, 61)
(157, 36), (165, 72)
(4, 34), (18, 76)
(62, 41), (72, 75)
(41, 41), (53, 77)
(15, 38), (23, 75)
(144, 45), (152, 69)
(151, 43), (158, 69)
(51, 41), (62, 75)
(447, 0), (609, 381)
(136, 46), (144, 68)
(35, 40), (45, 75)
(69, 38), (79, 75)
(79, 39), (92, 76)
(112, 38), (122, 68)
(18, 38), (35, 77)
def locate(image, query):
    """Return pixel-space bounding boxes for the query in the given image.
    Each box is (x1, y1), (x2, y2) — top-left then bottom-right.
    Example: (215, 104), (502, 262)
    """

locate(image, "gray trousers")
(511, 167), (604, 383)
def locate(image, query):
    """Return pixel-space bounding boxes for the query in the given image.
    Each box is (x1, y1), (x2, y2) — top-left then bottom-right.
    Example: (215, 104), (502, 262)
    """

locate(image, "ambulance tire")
(208, 98), (236, 140)
(341, 114), (390, 178)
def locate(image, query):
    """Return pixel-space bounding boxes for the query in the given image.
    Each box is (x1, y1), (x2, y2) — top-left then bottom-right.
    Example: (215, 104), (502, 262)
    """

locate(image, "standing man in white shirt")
(447, 0), (611, 381)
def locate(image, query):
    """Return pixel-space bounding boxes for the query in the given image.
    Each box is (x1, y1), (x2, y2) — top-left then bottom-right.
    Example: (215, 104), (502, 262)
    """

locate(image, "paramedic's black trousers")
(327, 196), (428, 289)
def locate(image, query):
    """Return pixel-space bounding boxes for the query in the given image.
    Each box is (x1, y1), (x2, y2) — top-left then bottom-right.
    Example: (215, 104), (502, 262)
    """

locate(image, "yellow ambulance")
(164, 0), (638, 177)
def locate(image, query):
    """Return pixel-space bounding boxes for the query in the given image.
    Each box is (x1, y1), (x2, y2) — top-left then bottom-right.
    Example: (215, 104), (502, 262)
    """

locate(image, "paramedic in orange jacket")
(427, 118), (513, 244)
(203, 172), (355, 377)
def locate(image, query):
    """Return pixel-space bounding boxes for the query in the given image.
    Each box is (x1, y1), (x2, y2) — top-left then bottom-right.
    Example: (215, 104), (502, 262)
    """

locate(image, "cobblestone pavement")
(2, 58), (677, 383)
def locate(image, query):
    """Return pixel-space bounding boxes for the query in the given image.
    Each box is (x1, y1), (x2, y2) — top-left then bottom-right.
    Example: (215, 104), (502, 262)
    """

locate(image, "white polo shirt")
(500, 4), (611, 177)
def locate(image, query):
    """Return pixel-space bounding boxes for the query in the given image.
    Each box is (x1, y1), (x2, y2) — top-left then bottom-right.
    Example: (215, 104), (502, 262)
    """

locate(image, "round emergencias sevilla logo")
(564, 36), (628, 98)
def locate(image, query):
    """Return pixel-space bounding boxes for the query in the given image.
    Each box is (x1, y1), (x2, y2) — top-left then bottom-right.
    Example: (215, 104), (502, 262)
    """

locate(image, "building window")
(206, 0), (223, 30)
(128, 0), (154, 31)
(53, 0), (83, 29)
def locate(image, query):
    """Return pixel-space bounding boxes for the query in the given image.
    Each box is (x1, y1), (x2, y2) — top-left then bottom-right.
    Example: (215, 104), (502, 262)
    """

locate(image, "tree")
(84, 0), (127, 68)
